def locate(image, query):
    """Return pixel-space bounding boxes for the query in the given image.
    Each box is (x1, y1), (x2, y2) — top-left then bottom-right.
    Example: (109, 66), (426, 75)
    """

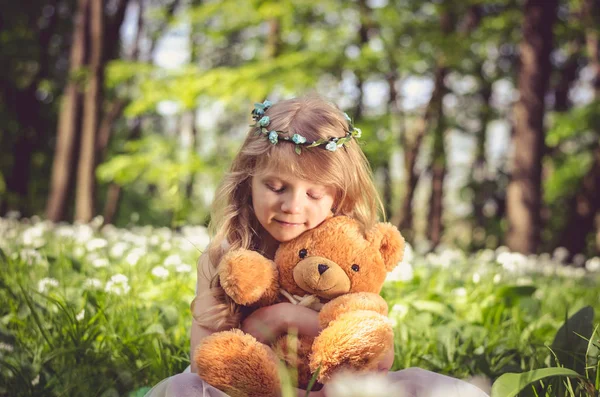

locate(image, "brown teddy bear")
(195, 216), (404, 397)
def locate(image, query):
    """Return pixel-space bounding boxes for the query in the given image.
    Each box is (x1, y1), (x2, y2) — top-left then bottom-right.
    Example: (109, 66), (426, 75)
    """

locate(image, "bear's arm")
(319, 292), (388, 328)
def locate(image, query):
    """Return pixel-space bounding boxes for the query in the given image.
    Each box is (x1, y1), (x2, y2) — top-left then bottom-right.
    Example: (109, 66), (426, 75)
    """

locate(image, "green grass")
(0, 216), (598, 396)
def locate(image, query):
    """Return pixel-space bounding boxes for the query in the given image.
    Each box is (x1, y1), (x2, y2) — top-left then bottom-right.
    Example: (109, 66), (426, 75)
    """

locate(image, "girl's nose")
(281, 192), (302, 214)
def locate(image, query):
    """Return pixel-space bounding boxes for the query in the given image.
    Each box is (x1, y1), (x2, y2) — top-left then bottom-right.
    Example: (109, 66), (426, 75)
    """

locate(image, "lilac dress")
(144, 368), (490, 397)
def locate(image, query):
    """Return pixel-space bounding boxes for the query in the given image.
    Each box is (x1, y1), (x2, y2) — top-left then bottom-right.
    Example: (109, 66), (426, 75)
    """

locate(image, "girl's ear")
(366, 223), (405, 271)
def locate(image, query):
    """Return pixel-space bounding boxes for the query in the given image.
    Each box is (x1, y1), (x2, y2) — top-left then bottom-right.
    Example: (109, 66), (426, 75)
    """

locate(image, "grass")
(0, 215), (598, 396)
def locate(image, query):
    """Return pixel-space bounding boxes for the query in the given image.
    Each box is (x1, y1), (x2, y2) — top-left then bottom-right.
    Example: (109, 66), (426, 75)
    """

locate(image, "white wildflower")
(56, 225), (76, 238)
(31, 374), (40, 386)
(327, 371), (408, 397)
(472, 272), (481, 284)
(390, 303), (409, 321)
(149, 235), (161, 246)
(516, 277), (533, 286)
(151, 266), (169, 279)
(496, 252), (527, 273)
(493, 274), (502, 284)
(175, 263), (192, 273)
(105, 274), (130, 295)
(477, 249), (496, 263)
(385, 261), (413, 282)
(495, 245), (510, 256)
(21, 224), (46, 247)
(125, 248), (144, 266)
(160, 241), (172, 251)
(86, 238), (108, 251)
(402, 242), (414, 264)
(164, 254), (182, 267)
(0, 342), (14, 352)
(585, 257), (600, 272)
(572, 254), (586, 267)
(73, 224), (94, 243)
(109, 242), (129, 258)
(38, 278), (59, 293)
(84, 278), (103, 289)
(91, 257), (109, 268)
(73, 246), (85, 257)
(452, 287), (467, 297)
(437, 249), (464, 268)
(19, 248), (43, 265)
(5, 210), (21, 219)
(552, 247), (569, 263)
(76, 309), (85, 321)
(89, 215), (104, 229)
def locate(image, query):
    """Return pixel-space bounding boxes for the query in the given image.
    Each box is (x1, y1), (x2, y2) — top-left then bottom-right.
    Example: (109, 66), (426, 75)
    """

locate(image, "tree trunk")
(45, 0), (89, 222)
(426, 95), (447, 247)
(75, 0), (104, 222)
(397, 67), (447, 241)
(506, 0), (557, 254)
(469, 65), (493, 248)
(102, 119), (141, 224)
(559, 146), (600, 256)
(559, 0), (600, 256)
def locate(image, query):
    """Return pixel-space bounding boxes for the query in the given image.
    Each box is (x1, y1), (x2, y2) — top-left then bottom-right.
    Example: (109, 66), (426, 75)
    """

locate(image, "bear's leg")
(273, 334), (320, 391)
(309, 310), (394, 382)
(195, 329), (281, 397)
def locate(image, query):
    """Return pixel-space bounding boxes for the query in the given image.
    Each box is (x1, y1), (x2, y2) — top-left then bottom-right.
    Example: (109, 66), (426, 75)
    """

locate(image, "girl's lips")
(275, 219), (304, 226)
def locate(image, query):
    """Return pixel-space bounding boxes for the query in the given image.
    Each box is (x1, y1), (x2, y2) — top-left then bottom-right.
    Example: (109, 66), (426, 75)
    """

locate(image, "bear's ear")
(366, 223), (405, 271)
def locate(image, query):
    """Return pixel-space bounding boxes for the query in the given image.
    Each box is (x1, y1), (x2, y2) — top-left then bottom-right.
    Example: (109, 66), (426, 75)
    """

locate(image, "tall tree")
(74, 0), (104, 222)
(506, 0), (558, 254)
(558, 0), (600, 256)
(45, 0), (89, 222)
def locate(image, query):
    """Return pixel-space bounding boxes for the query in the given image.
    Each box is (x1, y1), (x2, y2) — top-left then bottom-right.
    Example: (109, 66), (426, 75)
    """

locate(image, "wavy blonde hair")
(194, 95), (384, 330)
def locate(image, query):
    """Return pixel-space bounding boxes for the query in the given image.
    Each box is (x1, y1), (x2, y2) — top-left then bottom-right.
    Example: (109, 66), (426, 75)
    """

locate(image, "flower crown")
(250, 100), (362, 154)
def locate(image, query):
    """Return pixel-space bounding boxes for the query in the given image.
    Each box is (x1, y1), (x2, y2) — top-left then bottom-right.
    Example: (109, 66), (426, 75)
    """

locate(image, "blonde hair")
(195, 95), (384, 330)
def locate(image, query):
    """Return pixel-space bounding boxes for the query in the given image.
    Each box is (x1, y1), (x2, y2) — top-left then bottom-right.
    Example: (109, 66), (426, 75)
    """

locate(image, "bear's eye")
(351, 264), (360, 272)
(299, 249), (308, 259)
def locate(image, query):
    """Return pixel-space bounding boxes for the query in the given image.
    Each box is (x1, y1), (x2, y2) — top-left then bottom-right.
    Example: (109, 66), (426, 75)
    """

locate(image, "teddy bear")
(194, 215), (404, 397)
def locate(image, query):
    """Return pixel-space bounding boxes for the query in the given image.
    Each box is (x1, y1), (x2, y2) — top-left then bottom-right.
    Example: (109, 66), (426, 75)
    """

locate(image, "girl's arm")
(189, 252), (217, 373)
(241, 302), (321, 344)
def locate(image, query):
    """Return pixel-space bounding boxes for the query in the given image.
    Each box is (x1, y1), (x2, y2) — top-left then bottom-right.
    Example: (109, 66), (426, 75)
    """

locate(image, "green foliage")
(1, 218), (600, 395)
(491, 368), (584, 397)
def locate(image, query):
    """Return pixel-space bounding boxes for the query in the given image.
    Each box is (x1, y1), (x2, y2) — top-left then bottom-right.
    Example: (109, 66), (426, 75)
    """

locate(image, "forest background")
(1, 0), (600, 258)
(2, 1), (600, 396)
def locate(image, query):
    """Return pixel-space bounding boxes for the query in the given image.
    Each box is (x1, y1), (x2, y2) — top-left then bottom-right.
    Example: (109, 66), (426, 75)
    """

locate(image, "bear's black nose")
(318, 264), (329, 275)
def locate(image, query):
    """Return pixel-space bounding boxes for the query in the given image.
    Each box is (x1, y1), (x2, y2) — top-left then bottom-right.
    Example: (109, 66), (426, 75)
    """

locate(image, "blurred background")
(1, 0), (599, 258)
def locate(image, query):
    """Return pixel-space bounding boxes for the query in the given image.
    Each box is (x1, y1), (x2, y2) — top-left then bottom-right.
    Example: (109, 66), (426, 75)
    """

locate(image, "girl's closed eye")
(307, 191), (324, 200)
(266, 183), (284, 193)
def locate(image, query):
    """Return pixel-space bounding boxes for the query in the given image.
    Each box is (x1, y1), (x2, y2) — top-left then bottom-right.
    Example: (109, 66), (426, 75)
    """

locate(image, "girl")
(146, 96), (489, 397)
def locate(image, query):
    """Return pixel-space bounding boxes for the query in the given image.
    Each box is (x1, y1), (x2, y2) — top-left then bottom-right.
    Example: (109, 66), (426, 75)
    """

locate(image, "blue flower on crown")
(325, 141), (338, 152)
(292, 134), (307, 144)
(263, 100), (272, 108)
(259, 116), (270, 127)
(268, 131), (278, 144)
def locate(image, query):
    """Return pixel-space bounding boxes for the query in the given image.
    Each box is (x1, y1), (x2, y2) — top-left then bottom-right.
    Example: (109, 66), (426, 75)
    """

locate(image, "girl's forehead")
(256, 170), (325, 188)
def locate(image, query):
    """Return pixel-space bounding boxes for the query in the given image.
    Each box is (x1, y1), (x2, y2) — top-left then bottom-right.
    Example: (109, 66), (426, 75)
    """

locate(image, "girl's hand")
(376, 345), (395, 372)
(241, 302), (321, 344)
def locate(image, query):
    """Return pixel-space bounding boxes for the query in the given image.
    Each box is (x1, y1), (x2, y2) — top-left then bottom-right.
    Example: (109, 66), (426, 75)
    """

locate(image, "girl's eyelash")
(266, 184), (284, 193)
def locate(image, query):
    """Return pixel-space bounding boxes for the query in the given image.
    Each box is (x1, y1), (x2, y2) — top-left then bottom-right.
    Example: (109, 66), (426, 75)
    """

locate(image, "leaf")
(491, 368), (583, 397)
(410, 300), (454, 319)
(295, 146), (301, 155)
(550, 306), (594, 374)
(128, 387), (152, 397)
(497, 285), (537, 307)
